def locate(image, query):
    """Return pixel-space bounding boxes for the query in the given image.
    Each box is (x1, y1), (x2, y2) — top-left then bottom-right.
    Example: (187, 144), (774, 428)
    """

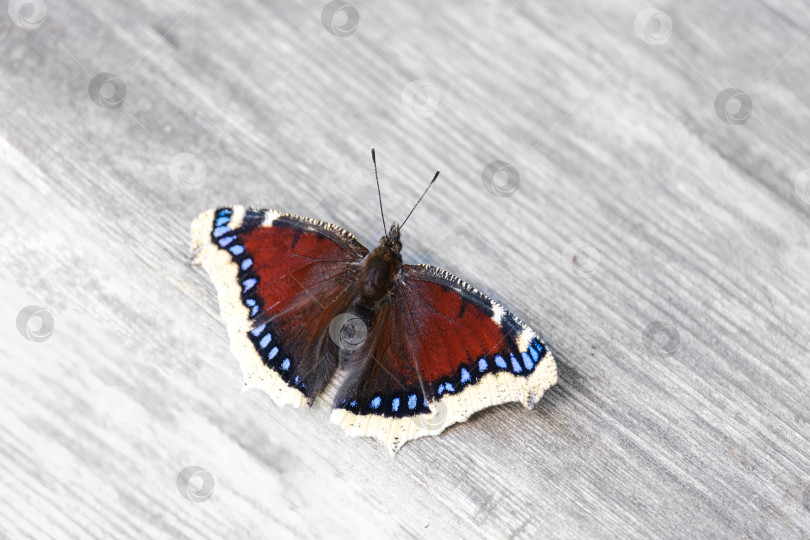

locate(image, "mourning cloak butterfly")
(190, 150), (557, 453)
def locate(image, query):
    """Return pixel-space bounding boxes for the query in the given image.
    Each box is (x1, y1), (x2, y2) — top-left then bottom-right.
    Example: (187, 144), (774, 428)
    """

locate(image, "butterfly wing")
(330, 263), (557, 453)
(191, 206), (368, 407)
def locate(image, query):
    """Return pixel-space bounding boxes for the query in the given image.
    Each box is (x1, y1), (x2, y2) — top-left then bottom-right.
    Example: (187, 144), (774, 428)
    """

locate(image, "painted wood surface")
(1, 0), (809, 538)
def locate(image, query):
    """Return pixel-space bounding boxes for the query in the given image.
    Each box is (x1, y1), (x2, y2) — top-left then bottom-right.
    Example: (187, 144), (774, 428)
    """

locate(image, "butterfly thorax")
(358, 225), (402, 304)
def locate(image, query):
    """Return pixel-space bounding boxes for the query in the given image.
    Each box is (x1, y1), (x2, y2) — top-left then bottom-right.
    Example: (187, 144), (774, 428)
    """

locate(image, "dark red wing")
(331, 264), (557, 453)
(191, 206), (368, 407)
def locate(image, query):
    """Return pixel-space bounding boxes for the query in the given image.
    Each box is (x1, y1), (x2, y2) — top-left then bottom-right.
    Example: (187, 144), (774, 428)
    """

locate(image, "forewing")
(191, 206), (368, 407)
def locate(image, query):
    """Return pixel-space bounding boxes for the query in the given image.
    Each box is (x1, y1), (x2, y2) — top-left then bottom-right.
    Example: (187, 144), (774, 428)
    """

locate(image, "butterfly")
(190, 149), (557, 453)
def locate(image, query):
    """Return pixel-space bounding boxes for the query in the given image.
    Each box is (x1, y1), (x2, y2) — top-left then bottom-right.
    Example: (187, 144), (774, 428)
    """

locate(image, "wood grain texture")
(1, 0), (809, 538)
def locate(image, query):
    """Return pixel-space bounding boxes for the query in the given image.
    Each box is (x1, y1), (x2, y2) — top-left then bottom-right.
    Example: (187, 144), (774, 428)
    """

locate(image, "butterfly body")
(358, 226), (402, 305)
(191, 205), (557, 453)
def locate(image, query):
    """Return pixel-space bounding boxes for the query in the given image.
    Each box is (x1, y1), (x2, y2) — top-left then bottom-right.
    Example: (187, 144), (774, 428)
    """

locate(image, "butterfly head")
(379, 223), (402, 253)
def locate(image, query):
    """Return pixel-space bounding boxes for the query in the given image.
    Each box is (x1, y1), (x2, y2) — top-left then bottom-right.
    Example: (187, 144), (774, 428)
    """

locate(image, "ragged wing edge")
(330, 354), (556, 455)
(190, 208), (307, 408)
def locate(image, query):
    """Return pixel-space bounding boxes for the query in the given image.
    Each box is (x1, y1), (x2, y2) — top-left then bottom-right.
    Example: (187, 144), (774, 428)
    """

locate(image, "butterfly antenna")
(371, 147), (387, 236)
(400, 169), (441, 229)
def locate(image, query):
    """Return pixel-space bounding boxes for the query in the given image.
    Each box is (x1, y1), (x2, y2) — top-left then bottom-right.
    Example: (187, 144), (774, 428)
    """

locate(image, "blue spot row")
(212, 210), (261, 318)
(333, 339), (549, 418)
(431, 338), (547, 401)
(337, 391), (430, 417)
(246, 318), (295, 385)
